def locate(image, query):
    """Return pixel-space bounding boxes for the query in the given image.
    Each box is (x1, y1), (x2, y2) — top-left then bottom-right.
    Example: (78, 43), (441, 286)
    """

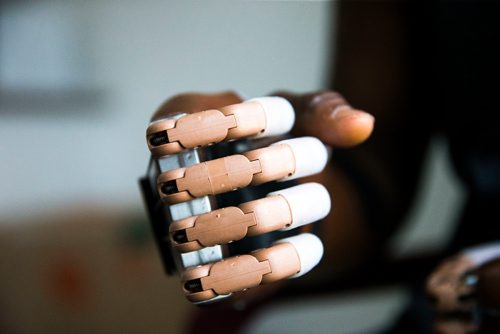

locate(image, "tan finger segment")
(146, 100), (267, 157)
(157, 144), (296, 204)
(170, 195), (292, 253)
(181, 242), (300, 303)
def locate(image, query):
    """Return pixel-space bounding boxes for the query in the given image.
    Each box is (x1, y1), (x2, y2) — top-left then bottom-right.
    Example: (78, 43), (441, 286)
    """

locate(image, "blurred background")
(0, 1), (464, 333)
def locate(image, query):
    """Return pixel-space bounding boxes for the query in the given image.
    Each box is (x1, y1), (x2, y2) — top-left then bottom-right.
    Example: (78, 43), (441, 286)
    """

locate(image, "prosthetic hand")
(140, 91), (374, 303)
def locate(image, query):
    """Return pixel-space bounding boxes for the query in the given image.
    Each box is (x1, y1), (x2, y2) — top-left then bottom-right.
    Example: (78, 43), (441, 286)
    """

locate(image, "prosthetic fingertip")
(248, 97), (295, 137)
(275, 233), (324, 278)
(268, 182), (331, 230)
(273, 136), (328, 180)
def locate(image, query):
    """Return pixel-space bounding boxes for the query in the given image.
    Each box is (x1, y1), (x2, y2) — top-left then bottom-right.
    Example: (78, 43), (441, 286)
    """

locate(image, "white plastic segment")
(273, 137), (328, 181)
(275, 233), (324, 278)
(248, 97), (295, 138)
(268, 183), (331, 231)
(463, 241), (500, 267)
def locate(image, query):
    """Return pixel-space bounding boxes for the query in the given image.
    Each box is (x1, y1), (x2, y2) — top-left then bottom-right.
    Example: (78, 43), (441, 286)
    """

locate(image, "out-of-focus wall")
(0, 0), (334, 221)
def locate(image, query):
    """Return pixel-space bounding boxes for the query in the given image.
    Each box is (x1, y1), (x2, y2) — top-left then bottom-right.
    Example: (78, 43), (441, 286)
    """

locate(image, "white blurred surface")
(0, 1), (89, 89)
(390, 137), (466, 256)
(0, 0), (333, 221)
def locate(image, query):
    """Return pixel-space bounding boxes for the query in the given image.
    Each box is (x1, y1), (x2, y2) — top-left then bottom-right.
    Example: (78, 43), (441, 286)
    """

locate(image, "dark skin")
(335, 3), (500, 332)
(333, 3), (500, 333)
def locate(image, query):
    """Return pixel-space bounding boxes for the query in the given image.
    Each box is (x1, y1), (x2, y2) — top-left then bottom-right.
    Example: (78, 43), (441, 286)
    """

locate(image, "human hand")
(426, 251), (500, 334)
(426, 255), (477, 313)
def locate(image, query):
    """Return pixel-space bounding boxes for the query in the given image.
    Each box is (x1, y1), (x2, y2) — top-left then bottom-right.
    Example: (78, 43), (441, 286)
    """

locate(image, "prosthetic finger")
(157, 136), (328, 204)
(181, 233), (323, 303)
(146, 97), (295, 157)
(170, 183), (330, 253)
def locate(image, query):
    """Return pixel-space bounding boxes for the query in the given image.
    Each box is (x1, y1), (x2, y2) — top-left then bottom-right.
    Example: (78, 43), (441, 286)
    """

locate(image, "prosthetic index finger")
(147, 97), (295, 157)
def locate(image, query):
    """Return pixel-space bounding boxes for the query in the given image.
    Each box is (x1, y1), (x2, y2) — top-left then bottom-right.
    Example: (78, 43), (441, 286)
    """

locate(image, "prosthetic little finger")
(181, 233), (324, 303)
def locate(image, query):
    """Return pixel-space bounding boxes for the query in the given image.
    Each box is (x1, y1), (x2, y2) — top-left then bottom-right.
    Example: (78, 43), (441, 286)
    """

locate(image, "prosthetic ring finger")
(169, 183), (331, 253)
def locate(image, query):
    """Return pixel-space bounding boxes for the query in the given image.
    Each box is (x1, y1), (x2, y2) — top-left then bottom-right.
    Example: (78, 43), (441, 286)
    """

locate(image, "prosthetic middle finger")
(157, 136), (328, 204)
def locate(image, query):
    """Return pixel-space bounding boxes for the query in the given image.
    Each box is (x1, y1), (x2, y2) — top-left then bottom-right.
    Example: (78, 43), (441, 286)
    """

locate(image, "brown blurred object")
(432, 314), (478, 334)
(0, 205), (191, 334)
(426, 256), (476, 313)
